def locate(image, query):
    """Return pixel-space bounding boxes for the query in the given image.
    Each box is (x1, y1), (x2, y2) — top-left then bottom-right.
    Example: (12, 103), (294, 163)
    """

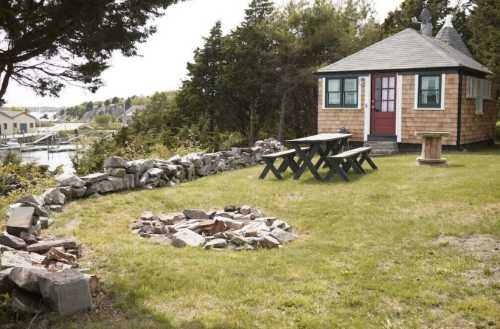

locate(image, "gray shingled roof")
(317, 28), (490, 74)
(0, 109), (35, 119)
(435, 25), (472, 57)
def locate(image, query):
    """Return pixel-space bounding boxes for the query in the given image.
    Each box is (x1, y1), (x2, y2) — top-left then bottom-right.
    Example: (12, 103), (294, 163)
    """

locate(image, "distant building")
(0, 109), (38, 136)
(316, 12), (495, 147)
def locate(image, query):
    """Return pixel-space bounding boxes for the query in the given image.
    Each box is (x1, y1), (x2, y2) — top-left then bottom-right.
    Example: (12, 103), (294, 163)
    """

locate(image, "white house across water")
(0, 109), (39, 136)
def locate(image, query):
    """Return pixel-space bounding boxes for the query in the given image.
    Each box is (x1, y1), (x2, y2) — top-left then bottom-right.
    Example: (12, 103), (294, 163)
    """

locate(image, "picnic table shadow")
(263, 167), (371, 185)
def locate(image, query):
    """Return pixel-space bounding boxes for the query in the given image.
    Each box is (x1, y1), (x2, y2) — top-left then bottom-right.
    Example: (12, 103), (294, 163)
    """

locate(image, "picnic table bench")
(326, 146), (377, 181)
(287, 133), (351, 181)
(259, 147), (309, 180)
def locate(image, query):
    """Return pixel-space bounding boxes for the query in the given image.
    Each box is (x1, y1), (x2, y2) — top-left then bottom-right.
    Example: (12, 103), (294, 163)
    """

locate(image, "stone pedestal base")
(416, 157), (448, 166)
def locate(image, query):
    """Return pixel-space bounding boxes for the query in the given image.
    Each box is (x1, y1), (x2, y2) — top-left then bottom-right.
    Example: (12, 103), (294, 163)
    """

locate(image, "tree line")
(70, 0), (499, 173)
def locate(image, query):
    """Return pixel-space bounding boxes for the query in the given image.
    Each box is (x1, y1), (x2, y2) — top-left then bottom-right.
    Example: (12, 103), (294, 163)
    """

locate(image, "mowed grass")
(21, 152), (500, 328)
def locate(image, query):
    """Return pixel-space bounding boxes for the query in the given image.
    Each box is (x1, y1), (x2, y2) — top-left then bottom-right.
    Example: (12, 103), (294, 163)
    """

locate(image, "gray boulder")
(42, 188), (66, 206)
(56, 174), (85, 188)
(172, 229), (205, 248)
(0, 232), (27, 250)
(103, 156), (128, 169)
(183, 209), (210, 220)
(108, 177), (126, 191)
(38, 269), (93, 316)
(270, 228), (297, 244)
(8, 267), (49, 293)
(81, 172), (108, 184)
(6, 206), (35, 236)
(105, 167), (127, 178)
(204, 238), (228, 249)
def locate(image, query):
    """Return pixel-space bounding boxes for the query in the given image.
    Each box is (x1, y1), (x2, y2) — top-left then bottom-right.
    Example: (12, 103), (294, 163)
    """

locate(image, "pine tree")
(467, 0), (500, 111)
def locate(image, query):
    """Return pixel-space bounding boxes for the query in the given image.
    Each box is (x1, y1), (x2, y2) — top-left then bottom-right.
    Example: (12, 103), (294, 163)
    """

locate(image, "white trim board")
(363, 74), (371, 141)
(396, 74), (403, 142)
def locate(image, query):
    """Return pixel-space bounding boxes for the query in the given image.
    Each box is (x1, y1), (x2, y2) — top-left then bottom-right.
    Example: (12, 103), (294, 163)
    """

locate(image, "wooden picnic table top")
(287, 133), (352, 144)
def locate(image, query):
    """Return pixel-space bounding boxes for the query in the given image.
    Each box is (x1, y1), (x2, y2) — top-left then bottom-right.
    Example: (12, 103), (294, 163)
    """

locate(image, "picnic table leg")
(293, 144), (323, 181)
(277, 156), (290, 174)
(364, 153), (378, 170)
(352, 156), (366, 175)
(259, 158), (284, 180)
(259, 159), (273, 179)
(330, 158), (349, 181)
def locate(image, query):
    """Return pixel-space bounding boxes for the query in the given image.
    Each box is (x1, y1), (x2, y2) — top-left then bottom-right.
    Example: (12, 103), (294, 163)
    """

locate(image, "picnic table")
(287, 133), (351, 181)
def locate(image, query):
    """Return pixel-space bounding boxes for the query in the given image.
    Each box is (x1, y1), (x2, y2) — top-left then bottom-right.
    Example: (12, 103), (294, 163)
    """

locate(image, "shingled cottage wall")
(317, 78), (365, 141)
(400, 73), (459, 145)
(460, 79), (497, 144)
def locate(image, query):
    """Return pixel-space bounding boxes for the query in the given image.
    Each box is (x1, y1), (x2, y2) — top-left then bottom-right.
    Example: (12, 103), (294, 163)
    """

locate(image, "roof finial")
(419, 7), (433, 37)
(443, 14), (454, 28)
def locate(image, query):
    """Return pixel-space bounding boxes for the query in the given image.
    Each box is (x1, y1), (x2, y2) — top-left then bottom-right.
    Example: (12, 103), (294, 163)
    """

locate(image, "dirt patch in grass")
(433, 234), (500, 260)
(464, 267), (500, 287)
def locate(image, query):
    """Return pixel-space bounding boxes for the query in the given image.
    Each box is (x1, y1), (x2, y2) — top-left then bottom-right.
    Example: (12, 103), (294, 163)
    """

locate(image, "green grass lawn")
(6, 151), (500, 329)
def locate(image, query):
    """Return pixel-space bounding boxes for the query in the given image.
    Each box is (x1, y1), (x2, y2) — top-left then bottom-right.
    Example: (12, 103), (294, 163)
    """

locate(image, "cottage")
(0, 109), (38, 136)
(316, 10), (495, 149)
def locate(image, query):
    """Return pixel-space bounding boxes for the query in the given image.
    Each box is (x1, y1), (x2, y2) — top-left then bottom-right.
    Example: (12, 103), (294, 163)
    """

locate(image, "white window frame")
(414, 73), (446, 111)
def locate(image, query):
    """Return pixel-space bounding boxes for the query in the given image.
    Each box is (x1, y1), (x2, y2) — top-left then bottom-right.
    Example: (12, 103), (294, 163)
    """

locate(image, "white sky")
(5, 0), (402, 108)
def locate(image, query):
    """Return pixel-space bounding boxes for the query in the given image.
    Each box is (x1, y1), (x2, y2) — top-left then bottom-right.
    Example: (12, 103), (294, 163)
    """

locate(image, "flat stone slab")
(183, 209), (210, 220)
(0, 232), (27, 250)
(26, 239), (77, 253)
(0, 251), (45, 270)
(172, 229), (205, 248)
(81, 172), (108, 184)
(6, 206), (35, 235)
(38, 269), (93, 316)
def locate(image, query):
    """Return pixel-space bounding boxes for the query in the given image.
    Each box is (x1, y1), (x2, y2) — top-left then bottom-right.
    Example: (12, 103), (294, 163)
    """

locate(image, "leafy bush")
(496, 121), (500, 142)
(94, 114), (113, 127)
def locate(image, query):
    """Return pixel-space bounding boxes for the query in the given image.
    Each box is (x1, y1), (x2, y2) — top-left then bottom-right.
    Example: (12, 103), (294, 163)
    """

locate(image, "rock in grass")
(56, 174), (85, 188)
(8, 267), (49, 293)
(26, 239), (77, 253)
(260, 235), (281, 248)
(38, 269), (93, 316)
(183, 209), (210, 220)
(0, 232), (27, 250)
(42, 188), (66, 206)
(81, 172), (108, 184)
(103, 156), (128, 169)
(6, 206), (35, 236)
(204, 238), (228, 249)
(270, 228), (297, 244)
(172, 229), (205, 248)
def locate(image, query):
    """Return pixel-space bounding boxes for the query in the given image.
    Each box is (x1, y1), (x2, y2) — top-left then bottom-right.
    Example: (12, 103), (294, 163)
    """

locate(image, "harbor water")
(21, 149), (76, 174)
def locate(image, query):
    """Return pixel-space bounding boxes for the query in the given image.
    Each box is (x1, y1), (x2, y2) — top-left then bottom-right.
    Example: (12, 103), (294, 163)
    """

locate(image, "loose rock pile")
(1, 195), (93, 315)
(0, 139), (283, 316)
(131, 206), (297, 250)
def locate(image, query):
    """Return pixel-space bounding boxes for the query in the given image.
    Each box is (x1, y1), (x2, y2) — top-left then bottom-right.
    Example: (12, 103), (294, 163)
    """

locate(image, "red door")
(371, 74), (396, 136)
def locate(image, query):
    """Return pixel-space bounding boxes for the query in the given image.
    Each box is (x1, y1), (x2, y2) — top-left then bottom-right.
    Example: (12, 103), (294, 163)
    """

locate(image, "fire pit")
(131, 206), (297, 250)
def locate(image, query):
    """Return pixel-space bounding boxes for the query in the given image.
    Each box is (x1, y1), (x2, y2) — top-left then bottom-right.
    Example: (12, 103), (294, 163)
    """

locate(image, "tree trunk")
(249, 103), (256, 146)
(277, 90), (288, 141)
